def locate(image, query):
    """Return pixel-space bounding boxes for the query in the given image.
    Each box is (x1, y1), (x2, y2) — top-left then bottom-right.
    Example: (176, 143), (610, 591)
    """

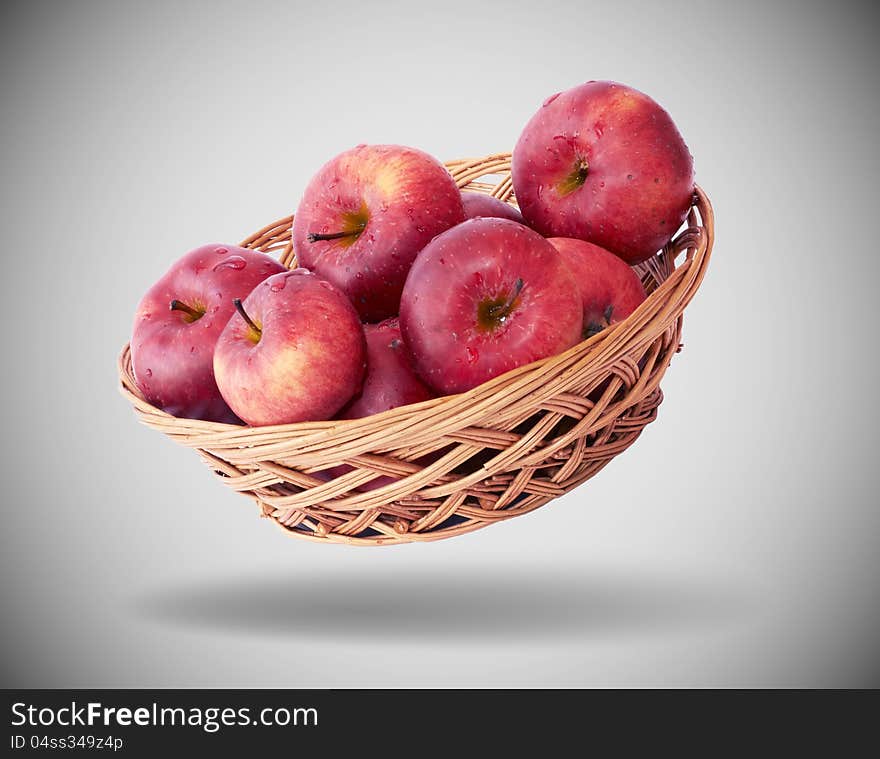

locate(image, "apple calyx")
(557, 158), (590, 197)
(169, 299), (205, 323)
(585, 305), (615, 338)
(477, 278), (525, 331)
(233, 298), (262, 343)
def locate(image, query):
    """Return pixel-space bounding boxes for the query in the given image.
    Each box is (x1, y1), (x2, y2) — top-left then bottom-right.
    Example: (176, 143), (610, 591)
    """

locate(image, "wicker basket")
(118, 152), (713, 545)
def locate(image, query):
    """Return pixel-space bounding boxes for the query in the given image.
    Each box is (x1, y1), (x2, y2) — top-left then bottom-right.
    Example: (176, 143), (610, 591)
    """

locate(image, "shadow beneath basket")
(133, 562), (754, 644)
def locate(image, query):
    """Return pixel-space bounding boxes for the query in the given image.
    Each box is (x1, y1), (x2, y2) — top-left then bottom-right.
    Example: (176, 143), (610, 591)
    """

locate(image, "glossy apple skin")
(338, 318), (435, 419)
(213, 270), (367, 426)
(130, 243), (286, 423)
(512, 80), (694, 264)
(461, 191), (525, 224)
(547, 237), (647, 338)
(292, 144), (465, 322)
(399, 218), (583, 395)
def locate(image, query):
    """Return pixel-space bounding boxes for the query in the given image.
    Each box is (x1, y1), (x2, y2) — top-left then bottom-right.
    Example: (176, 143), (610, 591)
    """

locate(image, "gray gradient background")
(1, 0), (878, 687)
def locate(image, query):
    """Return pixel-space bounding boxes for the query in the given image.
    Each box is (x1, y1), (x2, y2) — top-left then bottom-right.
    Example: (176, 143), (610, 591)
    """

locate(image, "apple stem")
(501, 278), (525, 314)
(233, 298), (261, 336)
(476, 278), (527, 331)
(307, 230), (359, 243)
(169, 299), (202, 320)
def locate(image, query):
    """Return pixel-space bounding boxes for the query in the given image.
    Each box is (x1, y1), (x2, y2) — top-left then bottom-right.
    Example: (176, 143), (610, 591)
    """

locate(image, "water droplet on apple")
(465, 346), (479, 363)
(213, 255), (247, 272)
(627, 174), (634, 181)
(214, 246), (228, 255)
(270, 277), (287, 292)
(542, 92), (561, 107)
(144, 368), (153, 378)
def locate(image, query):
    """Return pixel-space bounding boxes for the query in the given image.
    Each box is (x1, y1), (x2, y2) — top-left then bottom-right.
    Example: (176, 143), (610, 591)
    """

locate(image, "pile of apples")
(130, 80), (694, 427)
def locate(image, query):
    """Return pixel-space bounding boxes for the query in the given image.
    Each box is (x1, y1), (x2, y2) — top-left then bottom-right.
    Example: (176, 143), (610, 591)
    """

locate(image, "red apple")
(512, 80), (694, 264)
(547, 237), (647, 338)
(337, 318), (435, 419)
(292, 144), (465, 322)
(461, 191), (525, 224)
(322, 318), (435, 491)
(399, 218), (583, 395)
(548, 237), (650, 402)
(213, 269), (367, 426)
(130, 243), (285, 423)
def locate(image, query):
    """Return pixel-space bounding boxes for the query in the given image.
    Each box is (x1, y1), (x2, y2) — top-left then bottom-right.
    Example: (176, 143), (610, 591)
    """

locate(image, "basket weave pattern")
(118, 153), (713, 545)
